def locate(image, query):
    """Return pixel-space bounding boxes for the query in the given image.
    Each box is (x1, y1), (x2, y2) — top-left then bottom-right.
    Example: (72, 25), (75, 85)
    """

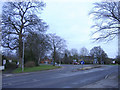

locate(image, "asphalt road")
(2, 64), (118, 88)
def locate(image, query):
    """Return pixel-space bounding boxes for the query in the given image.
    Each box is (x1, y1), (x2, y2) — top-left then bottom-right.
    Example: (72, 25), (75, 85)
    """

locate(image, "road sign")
(80, 61), (84, 64)
(9, 60), (12, 63)
(17, 62), (19, 65)
(112, 61), (115, 64)
(3, 60), (6, 65)
(73, 59), (76, 62)
(0, 66), (5, 70)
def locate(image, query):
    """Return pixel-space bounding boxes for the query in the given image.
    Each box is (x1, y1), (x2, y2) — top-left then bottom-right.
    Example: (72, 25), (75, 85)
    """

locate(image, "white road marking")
(5, 74), (13, 77)
(62, 86), (71, 88)
(105, 75), (109, 79)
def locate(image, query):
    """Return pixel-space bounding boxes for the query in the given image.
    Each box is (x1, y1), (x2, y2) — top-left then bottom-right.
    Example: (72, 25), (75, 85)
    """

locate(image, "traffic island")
(72, 65), (102, 72)
(78, 65), (102, 70)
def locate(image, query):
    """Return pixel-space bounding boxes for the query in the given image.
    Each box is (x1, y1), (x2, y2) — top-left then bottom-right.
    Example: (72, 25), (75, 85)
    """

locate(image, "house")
(40, 59), (52, 64)
(78, 56), (93, 64)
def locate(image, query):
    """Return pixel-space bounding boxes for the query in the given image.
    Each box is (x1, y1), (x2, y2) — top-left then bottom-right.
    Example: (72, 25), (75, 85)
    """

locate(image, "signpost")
(80, 61), (84, 70)
(73, 59), (77, 65)
(3, 60), (6, 65)
(9, 60), (12, 63)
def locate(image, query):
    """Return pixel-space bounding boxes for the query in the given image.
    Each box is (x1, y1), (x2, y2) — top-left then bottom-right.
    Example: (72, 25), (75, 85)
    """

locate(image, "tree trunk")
(38, 57), (41, 66)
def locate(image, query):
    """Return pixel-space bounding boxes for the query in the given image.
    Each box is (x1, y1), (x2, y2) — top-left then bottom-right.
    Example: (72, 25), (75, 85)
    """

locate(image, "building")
(40, 59), (52, 64)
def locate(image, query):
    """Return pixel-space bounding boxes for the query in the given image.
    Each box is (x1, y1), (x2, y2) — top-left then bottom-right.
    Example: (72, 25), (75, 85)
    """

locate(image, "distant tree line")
(55, 46), (113, 64)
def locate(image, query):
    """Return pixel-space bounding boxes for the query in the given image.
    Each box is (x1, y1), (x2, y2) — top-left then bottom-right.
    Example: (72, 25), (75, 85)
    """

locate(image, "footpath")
(81, 72), (118, 88)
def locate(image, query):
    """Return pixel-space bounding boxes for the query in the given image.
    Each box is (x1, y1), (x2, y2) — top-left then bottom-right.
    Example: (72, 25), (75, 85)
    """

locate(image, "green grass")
(118, 75), (120, 79)
(13, 65), (61, 73)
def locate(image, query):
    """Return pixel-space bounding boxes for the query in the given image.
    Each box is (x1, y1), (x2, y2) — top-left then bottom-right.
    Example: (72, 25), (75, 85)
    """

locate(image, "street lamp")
(22, 38), (25, 72)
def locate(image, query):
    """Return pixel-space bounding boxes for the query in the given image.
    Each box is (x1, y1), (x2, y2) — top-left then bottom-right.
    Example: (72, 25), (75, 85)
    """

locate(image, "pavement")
(2, 65), (64, 77)
(2, 64), (119, 88)
(81, 72), (118, 88)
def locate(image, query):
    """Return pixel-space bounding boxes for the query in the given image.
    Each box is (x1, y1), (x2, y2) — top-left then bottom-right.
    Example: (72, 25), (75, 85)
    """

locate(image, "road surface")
(2, 65), (118, 88)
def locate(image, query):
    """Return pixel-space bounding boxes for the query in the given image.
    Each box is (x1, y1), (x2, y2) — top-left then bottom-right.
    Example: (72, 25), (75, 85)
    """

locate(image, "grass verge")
(13, 65), (61, 73)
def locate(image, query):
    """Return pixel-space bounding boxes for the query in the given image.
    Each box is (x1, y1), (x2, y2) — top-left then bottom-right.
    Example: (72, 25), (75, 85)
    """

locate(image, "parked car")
(73, 62), (79, 65)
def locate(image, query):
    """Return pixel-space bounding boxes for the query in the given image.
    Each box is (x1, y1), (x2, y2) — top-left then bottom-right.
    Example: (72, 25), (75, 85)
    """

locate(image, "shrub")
(12, 60), (18, 63)
(25, 61), (36, 67)
(5, 62), (16, 69)
(84, 60), (93, 64)
(104, 58), (112, 64)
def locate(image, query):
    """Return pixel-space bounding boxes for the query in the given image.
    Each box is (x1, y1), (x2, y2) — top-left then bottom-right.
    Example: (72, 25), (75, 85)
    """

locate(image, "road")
(2, 65), (118, 88)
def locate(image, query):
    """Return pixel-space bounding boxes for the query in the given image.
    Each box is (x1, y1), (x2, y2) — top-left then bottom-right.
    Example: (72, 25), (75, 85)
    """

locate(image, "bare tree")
(70, 48), (78, 56)
(24, 32), (51, 66)
(89, 1), (120, 42)
(49, 34), (66, 66)
(70, 48), (79, 60)
(63, 49), (72, 64)
(79, 47), (89, 56)
(2, 2), (48, 66)
(90, 46), (108, 64)
(79, 47), (89, 61)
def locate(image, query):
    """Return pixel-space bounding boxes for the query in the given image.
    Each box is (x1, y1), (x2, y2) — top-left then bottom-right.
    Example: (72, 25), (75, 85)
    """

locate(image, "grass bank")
(13, 65), (61, 73)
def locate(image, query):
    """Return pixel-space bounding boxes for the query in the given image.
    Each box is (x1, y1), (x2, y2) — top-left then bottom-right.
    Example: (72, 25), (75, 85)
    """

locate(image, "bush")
(84, 60), (94, 64)
(25, 61), (36, 67)
(115, 56), (120, 64)
(5, 62), (17, 69)
(12, 60), (18, 63)
(104, 58), (112, 64)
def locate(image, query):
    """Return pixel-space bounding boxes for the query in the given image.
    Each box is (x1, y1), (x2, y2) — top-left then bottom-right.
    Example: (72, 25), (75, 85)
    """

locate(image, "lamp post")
(22, 38), (25, 72)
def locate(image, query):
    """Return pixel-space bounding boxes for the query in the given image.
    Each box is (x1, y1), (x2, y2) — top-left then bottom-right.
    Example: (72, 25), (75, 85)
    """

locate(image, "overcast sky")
(40, 0), (118, 58)
(0, 0), (118, 58)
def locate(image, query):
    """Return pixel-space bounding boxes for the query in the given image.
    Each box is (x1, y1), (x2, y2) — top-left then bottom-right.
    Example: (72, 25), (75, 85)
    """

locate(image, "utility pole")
(22, 39), (25, 72)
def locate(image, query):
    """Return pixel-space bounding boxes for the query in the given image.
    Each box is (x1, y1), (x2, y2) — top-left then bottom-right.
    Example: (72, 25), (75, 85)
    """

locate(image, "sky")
(40, 0), (118, 58)
(0, 0), (118, 58)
